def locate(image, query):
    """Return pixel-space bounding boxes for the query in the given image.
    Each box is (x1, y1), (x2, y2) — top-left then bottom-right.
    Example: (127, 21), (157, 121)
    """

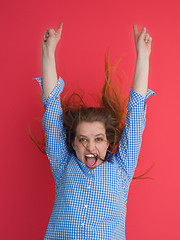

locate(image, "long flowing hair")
(29, 51), (153, 179)
(61, 51), (127, 159)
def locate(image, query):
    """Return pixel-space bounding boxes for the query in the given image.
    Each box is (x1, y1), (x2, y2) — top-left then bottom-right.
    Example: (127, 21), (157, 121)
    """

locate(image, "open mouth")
(85, 154), (98, 169)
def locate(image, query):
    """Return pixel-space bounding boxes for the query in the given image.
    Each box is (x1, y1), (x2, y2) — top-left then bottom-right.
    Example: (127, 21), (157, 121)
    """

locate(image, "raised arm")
(132, 24), (152, 97)
(116, 25), (154, 181)
(42, 22), (63, 100)
(40, 23), (71, 184)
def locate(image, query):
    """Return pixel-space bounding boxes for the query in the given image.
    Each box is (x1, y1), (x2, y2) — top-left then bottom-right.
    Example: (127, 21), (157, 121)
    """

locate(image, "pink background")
(1, 0), (180, 239)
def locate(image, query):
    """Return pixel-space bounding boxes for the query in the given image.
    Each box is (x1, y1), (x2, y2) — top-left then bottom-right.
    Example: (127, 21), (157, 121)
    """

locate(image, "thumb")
(139, 27), (146, 40)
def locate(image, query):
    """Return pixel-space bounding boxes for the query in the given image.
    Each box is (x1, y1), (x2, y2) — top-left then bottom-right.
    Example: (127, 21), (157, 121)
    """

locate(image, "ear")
(72, 142), (75, 151)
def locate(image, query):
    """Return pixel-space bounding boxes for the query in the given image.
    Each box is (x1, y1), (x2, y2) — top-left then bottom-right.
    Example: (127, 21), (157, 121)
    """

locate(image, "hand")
(42, 22), (63, 53)
(133, 24), (152, 58)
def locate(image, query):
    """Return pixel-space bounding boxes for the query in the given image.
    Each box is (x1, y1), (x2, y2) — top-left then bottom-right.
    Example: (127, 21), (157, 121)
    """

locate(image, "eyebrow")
(78, 133), (105, 138)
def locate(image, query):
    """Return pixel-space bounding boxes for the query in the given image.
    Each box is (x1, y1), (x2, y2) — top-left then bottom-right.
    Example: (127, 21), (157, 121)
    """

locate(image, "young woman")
(35, 22), (154, 239)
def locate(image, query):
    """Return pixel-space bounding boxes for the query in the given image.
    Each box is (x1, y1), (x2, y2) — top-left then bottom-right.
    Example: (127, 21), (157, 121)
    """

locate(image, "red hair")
(61, 51), (127, 158)
(30, 51), (153, 179)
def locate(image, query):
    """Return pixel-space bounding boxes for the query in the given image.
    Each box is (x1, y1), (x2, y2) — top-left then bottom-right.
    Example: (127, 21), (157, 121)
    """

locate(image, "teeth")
(85, 154), (97, 158)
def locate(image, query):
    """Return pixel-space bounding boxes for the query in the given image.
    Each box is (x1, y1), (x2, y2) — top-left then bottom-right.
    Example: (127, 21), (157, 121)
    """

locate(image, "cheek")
(99, 144), (108, 156)
(74, 139), (85, 153)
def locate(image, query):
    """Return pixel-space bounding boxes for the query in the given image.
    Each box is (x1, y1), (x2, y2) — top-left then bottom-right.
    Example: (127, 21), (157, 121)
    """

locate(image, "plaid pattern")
(35, 77), (154, 240)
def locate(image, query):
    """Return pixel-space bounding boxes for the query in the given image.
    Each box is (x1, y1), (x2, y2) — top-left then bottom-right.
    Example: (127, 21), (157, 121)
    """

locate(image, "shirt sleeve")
(115, 88), (155, 181)
(33, 77), (71, 183)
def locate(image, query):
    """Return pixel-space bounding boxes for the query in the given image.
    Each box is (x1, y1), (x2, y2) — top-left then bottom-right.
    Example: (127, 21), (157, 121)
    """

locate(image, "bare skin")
(72, 121), (109, 170)
(42, 23), (63, 100)
(42, 23), (152, 100)
(41, 22), (152, 168)
(132, 25), (152, 97)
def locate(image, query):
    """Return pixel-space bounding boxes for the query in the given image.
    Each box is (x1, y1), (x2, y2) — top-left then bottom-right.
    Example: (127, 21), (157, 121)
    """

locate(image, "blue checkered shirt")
(35, 77), (154, 240)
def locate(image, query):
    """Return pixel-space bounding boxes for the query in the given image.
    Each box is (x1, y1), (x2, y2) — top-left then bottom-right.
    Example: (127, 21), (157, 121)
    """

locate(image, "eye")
(96, 137), (103, 142)
(79, 138), (87, 142)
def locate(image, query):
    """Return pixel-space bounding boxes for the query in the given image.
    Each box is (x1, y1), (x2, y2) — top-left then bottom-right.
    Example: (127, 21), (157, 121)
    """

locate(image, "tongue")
(86, 157), (96, 167)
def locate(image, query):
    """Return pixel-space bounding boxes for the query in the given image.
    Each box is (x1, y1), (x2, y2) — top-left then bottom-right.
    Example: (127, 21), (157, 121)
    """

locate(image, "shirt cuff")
(33, 76), (65, 109)
(127, 88), (155, 112)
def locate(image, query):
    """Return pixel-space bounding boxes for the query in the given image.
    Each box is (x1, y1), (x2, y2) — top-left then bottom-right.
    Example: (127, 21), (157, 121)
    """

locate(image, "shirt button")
(84, 205), (88, 208)
(87, 186), (90, 189)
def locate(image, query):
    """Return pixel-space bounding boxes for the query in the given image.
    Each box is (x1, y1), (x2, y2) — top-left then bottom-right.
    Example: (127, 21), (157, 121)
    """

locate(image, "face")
(73, 121), (109, 170)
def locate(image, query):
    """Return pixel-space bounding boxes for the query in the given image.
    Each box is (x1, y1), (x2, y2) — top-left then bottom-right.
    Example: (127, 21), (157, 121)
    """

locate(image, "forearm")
(132, 54), (149, 98)
(42, 48), (58, 101)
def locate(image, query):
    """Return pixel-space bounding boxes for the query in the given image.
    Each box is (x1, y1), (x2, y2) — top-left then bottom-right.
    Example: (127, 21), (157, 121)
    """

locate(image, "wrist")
(42, 45), (55, 59)
(136, 54), (149, 67)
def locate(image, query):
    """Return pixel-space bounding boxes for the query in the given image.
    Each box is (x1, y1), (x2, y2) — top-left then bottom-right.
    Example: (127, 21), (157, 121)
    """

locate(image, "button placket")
(82, 170), (95, 227)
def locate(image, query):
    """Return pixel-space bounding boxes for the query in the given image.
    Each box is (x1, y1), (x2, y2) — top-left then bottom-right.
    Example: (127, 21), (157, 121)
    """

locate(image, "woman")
(34, 22), (154, 239)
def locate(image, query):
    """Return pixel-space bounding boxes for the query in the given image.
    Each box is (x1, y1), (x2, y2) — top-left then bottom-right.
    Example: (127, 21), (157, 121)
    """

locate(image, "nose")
(87, 140), (96, 152)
